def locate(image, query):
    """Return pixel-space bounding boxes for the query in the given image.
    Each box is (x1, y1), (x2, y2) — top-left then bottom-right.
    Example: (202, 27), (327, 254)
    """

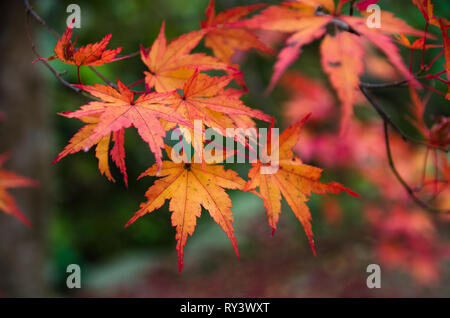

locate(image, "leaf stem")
(349, 0), (356, 16)
(421, 22), (429, 69)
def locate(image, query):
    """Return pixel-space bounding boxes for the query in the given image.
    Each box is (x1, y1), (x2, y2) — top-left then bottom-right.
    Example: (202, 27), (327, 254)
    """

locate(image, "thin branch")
(349, 0), (356, 16)
(425, 49), (444, 71)
(421, 22), (429, 69)
(360, 85), (449, 152)
(24, 0), (59, 37)
(360, 70), (428, 89)
(128, 78), (145, 88)
(88, 66), (116, 87)
(383, 121), (449, 213)
(360, 85), (407, 139)
(360, 78), (411, 89)
(25, 9), (95, 99)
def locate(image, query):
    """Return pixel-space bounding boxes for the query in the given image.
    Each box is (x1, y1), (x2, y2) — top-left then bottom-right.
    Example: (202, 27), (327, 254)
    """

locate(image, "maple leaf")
(244, 115), (359, 254)
(162, 70), (272, 154)
(59, 79), (191, 171)
(200, 0), (273, 66)
(125, 147), (245, 272)
(53, 23), (122, 66)
(241, 3), (333, 91)
(241, 0), (423, 130)
(141, 22), (233, 92)
(0, 154), (37, 227)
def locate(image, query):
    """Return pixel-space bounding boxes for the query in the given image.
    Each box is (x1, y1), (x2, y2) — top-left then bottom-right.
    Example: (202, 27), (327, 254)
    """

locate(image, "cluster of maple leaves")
(10, 0), (448, 274)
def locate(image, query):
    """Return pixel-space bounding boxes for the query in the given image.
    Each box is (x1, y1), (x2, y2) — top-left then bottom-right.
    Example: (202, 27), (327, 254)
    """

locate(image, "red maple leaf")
(0, 154), (37, 227)
(54, 22), (122, 66)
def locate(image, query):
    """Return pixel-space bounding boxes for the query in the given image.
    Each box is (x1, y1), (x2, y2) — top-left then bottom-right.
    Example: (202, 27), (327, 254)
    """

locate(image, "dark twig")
(360, 78), (411, 89)
(349, 0), (356, 16)
(24, 0), (59, 37)
(360, 85), (407, 140)
(360, 85), (449, 152)
(360, 69), (429, 89)
(383, 122), (449, 213)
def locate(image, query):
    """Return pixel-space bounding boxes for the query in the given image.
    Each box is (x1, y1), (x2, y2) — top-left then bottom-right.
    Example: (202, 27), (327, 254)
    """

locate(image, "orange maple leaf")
(0, 154), (37, 227)
(394, 34), (441, 50)
(54, 24), (122, 66)
(126, 147), (245, 272)
(341, 14), (423, 86)
(244, 115), (359, 254)
(141, 22), (233, 92)
(200, 0), (273, 66)
(58, 79), (190, 171)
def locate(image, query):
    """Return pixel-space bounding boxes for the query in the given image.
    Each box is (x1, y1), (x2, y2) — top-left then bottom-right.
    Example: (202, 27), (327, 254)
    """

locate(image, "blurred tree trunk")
(0, 0), (51, 297)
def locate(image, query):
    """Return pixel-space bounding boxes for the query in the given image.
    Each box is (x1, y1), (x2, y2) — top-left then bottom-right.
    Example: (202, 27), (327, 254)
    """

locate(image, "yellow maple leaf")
(244, 115), (359, 254)
(125, 147), (245, 272)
